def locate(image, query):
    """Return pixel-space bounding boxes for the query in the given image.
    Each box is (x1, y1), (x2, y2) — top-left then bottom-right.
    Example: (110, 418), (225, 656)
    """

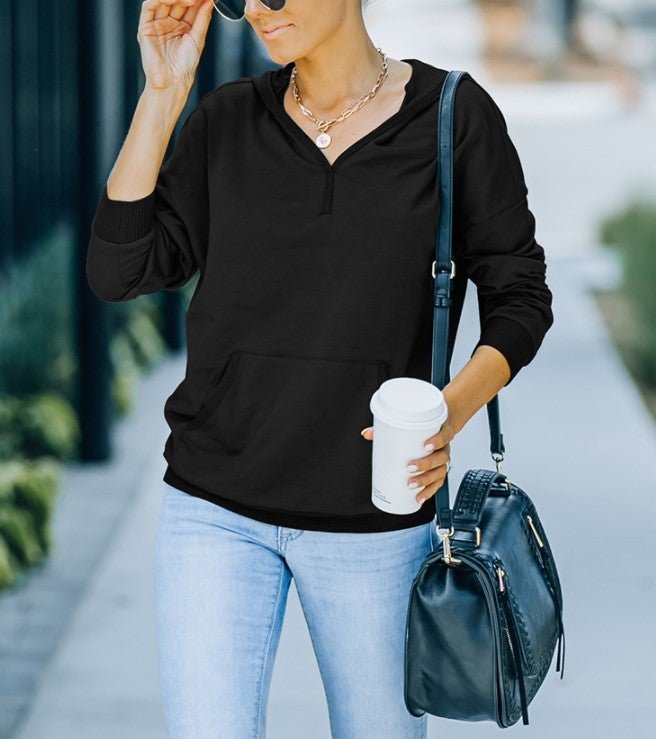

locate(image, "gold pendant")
(315, 131), (331, 149)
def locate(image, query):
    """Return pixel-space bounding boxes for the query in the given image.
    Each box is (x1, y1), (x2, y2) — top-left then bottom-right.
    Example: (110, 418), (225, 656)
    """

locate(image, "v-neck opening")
(260, 58), (444, 173)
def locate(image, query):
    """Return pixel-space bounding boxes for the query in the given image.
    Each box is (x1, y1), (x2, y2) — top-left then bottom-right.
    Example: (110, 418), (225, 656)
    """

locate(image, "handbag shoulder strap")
(432, 69), (505, 531)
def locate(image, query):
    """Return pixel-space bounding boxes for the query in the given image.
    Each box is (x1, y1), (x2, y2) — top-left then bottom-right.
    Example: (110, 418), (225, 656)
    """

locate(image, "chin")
(266, 46), (300, 66)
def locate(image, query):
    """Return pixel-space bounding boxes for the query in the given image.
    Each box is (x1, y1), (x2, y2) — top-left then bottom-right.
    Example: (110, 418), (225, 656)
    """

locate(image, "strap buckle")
(491, 453), (513, 490)
(437, 525), (482, 561)
(432, 260), (456, 279)
(437, 526), (462, 565)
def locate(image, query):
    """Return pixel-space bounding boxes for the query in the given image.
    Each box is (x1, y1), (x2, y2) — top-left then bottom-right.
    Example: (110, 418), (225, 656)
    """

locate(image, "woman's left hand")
(360, 421), (455, 505)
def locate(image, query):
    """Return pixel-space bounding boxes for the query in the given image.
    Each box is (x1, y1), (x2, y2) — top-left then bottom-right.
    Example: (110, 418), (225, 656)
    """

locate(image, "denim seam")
(293, 584), (336, 731)
(253, 560), (286, 738)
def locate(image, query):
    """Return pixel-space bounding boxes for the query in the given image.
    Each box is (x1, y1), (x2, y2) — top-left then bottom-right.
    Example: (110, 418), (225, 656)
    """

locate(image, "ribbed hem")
(163, 465), (437, 533)
(472, 316), (536, 386)
(92, 184), (156, 243)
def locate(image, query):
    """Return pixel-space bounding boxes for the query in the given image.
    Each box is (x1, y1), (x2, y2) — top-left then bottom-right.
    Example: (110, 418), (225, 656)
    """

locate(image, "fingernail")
(408, 480), (418, 489)
(424, 443), (433, 452)
(360, 428), (369, 436)
(407, 464), (418, 472)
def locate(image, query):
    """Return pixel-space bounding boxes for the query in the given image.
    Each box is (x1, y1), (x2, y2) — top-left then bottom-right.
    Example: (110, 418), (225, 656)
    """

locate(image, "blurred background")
(1, 0), (655, 736)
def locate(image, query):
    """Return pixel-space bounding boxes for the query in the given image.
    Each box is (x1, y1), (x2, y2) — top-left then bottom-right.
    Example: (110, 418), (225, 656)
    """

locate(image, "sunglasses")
(212, 0), (286, 21)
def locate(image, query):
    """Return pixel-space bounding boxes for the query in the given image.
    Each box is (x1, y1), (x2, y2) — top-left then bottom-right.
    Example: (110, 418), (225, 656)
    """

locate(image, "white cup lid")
(370, 377), (448, 427)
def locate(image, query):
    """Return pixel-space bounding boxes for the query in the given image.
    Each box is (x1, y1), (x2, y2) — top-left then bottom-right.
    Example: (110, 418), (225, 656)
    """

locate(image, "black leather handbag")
(403, 70), (566, 728)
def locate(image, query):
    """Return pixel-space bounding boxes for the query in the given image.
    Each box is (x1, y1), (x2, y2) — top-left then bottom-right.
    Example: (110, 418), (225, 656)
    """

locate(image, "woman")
(86, 0), (554, 736)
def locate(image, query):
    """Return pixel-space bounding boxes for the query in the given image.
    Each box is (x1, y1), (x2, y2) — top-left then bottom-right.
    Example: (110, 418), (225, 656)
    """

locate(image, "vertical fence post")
(0, 1), (15, 265)
(76, 0), (125, 460)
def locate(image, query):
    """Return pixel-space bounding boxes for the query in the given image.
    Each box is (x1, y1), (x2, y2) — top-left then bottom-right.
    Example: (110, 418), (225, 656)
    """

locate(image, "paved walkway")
(3, 1), (656, 737)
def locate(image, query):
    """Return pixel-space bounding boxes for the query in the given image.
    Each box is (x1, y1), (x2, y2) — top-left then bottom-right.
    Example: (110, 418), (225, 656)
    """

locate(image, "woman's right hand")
(138, 0), (215, 93)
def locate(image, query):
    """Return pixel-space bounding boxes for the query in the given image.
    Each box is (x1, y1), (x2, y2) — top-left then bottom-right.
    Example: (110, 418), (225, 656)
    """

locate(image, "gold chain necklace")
(290, 48), (389, 149)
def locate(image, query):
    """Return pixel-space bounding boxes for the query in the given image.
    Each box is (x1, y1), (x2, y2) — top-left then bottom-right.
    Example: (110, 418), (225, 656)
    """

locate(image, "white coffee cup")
(369, 377), (449, 515)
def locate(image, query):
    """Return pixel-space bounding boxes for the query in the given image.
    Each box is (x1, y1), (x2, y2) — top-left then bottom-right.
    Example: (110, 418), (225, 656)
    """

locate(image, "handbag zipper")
(524, 509), (566, 678)
(495, 564), (529, 725)
(496, 567), (517, 660)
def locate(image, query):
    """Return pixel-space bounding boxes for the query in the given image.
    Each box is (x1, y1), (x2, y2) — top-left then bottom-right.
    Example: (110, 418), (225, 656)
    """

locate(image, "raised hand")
(137, 0), (215, 92)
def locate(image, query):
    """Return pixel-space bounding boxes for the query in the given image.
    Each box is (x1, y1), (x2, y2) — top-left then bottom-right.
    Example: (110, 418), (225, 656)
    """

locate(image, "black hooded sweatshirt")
(86, 58), (554, 533)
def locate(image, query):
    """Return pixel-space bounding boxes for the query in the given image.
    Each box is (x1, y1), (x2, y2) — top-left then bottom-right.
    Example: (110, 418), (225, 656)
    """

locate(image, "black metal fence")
(0, 0), (274, 459)
(0, 0), (271, 267)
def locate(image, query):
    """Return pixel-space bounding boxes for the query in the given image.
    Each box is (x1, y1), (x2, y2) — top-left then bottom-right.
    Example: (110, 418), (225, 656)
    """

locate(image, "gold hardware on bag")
(496, 565), (506, 593)
(438, 526), (462, 565)
(526, 515), (544, 548)
(475, 526), (482, 547)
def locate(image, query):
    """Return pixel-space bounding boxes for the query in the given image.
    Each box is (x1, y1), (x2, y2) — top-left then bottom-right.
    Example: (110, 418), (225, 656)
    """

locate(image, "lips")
(262, 23), (293, 39)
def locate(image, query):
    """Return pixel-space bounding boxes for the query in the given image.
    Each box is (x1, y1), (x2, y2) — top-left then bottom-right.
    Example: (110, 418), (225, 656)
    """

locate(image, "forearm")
(87, 84), (206, 302)
(106, 82), (192, 202)
(442, 345), (511, 435)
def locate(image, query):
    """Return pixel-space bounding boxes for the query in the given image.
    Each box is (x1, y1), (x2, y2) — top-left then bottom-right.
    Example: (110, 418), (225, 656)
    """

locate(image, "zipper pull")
(496, 565), (506, 593)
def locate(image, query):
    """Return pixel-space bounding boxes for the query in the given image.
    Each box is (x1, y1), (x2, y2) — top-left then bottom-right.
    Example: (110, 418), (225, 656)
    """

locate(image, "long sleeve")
(452, 76), (554, 386)
(86, 102), (208, 302)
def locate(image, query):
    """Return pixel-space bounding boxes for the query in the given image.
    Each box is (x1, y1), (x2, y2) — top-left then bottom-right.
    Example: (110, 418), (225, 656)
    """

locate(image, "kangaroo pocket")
(172, 350), (389, 516)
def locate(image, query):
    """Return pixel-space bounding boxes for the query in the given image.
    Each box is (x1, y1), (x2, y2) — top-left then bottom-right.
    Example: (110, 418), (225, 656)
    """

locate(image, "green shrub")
(0, 457), (60, 584)
(109, 333), (140, 415)
(15, 393), (80, 460)
(0, 395), (22, 460)
(0, 535), (16, 589)
(0, 459), (24, 503)
(0, 506), (43, 567)
(125, 309), (165, 369)
(12, 457), (60, 553)
(0, 231), (74, 397)
(599, 200), (656, 386)
(112, 367), (139, 416)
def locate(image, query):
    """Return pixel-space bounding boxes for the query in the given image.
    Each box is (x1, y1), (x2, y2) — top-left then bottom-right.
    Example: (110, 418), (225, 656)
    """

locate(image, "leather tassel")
(554, 607), (566, 678)
(515, 649), (529, 725)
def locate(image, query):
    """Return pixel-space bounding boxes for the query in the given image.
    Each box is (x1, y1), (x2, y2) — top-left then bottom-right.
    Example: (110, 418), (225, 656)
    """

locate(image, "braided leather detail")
(505, 576), (537, 673)
(452, 469), (499, 528)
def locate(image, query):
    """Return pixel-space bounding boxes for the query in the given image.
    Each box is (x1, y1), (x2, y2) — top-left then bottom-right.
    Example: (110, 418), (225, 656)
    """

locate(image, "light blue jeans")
(154, 482), (438, 738)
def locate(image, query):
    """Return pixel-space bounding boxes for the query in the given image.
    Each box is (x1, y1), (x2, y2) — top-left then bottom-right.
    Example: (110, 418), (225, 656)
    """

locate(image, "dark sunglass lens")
(262, 0), (286, 9)
(215, 0), (246, 20)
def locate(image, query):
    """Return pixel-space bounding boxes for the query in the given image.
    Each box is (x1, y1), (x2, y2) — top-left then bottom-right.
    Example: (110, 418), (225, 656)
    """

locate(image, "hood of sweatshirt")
(252, 57), (447, 177)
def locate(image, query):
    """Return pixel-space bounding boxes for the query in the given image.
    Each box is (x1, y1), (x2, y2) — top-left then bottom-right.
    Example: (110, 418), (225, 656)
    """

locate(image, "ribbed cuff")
(92, 184), (156, 243)
(471, 316), (536, 386)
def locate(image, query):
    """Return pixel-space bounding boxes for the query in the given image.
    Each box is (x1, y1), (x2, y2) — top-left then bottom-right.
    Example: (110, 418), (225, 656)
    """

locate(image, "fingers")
(140, 0), (178, 27)
(187, 0), (215, 55)
(139, 0), (190, 42)
(421, 420), (455, 453)
(359, 422), (454, 504)
(409, 458), (451, 504)
(407, 445), (450, 495)
(414, 477), (447, 504)
(406, 444), (450, 475)
(169, 2), (191, 21)
(407, 443), (451, 504)
(139, 1), (206, 36)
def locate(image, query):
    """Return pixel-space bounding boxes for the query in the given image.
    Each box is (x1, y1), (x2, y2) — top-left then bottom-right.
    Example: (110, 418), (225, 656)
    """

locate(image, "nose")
(244, 0), (267, 19)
